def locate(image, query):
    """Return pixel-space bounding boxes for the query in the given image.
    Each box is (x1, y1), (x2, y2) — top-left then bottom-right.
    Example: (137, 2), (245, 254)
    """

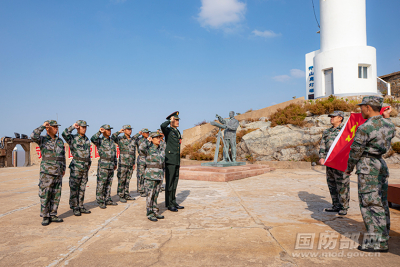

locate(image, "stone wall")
(380, 71), (400, 97)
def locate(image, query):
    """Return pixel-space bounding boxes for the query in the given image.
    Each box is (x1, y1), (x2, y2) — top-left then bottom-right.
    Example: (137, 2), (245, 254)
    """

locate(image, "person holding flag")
(345, 96), (395, 253)
(319, 111), (350, 216)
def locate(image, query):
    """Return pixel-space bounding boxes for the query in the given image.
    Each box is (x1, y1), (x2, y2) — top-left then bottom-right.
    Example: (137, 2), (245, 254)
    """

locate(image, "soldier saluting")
(31, 120), (66, 226)
(91, 125), (118, 209)
(111, 125), (140, 203)
(161, 111), (184, 212)
(62, 120), (92, 216)
(135, 128), (150, 197)
(345, 96), (396, 253)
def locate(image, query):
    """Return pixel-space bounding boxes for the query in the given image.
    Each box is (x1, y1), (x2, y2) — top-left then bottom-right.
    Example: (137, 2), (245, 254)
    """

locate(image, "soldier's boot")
(73, 208), (81, 216)
(119, 197), (127, 203)
(357, 245), (389, 253)
(125, 195), (135, 201)
(324, 206), (340, 212)
(148, 215), (158, 222)
(161, 184), (165, 191)
(105, 200), (118, 206)
(338, 210), (347, 216)
(50, 216), (64, 223)
(99, 203), (107, 209)
(140, 192), (147, 197)
(42, 217), (50, 226)
(80, 207), (91, 214)
(155, 214), (165, 219)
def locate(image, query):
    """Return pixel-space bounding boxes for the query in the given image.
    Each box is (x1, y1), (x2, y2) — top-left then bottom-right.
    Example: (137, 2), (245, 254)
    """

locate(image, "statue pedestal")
(201, 161), (246, 167)
(180, 164), (274, 182)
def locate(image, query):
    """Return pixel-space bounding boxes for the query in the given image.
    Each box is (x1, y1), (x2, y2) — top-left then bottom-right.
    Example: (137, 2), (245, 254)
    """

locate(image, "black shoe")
(42, 217), (50, 226)
(357, 245), (389, 253)
(73, 208), (81, 216)
(80, 207), (91, 214)
(148, 216), (158, 222)
(338, 210), (347, 216)
(99, 203), (107, 209)
(105, 200), (118, 206)
(155, 214), (165, 219)
(161, 185), (165, 191)
(325, 207), (340, 212)
(125, 195), (135, 201)
(168, 207), (178, 212)
(50, 216), (63, 222)
(175, 205), (184, 209)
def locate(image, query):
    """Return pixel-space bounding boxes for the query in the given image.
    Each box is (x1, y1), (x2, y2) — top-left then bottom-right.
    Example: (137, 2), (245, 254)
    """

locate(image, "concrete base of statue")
(180, 164), (274, 182)
(200, 161), (246, 167)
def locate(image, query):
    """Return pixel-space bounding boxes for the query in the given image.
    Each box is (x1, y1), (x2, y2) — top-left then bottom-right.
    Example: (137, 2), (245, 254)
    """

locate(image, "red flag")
(324, 113), (366, 171)
(324, 106), (388, 171)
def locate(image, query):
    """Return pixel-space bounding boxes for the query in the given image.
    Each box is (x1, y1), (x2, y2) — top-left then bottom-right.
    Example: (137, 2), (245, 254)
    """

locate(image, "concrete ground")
(1, 165), (400, 267)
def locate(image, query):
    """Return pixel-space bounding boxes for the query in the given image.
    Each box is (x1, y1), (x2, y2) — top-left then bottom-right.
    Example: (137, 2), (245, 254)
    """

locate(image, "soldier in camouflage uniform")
(111, 125), (141, 203)
(139, 132), (166, 221)
(158, 129), (166, 192)
(135, 128), (150, 197)
(31, 120), (66, 226)
(319, 111), (350, 216)
(91, 124), (118, 209)
(62, 120), (92, 216)
(346, 96), (396, 253)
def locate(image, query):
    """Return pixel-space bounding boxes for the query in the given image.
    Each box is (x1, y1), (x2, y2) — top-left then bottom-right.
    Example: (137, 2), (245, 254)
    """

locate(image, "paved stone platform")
(180, 164), (274, 182)
(0, 165), (400, 266)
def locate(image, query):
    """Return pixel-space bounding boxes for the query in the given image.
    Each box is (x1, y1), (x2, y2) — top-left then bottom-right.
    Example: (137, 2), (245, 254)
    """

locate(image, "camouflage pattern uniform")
(31, 120), (66, 218)
(62, 120), (91, 211)
(139, 133), (165, 220)
(91, 125), (117, 205)
(111, 125), (140, 199)
(347, 96), (396, 250)
(319, 111), (350, 211)
(135, 128), (150, 195)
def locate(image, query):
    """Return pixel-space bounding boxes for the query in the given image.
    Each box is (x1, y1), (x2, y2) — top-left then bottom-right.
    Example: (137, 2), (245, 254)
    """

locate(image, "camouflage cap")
(141, 128), (150, 133)
(76, 120), (89, 127)
(328, 111), (344, 118)
(46, 120), (60, 127)
(357, 96), (383, 107)
(101, 124), (113, 130)
(166, 111), (180, 120)
(149, 132), (162, 138)
(122, 124), (132, 130)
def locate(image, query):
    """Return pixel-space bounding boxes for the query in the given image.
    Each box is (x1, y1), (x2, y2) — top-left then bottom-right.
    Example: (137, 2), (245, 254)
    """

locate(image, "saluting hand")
(147, 137), (152, 142)
(43, 122), (50, 128)
(73, 123), (79, 129)
(100, 128), (105, 133)
(139, 131), (143, 135)
(119, 128), (124, 133)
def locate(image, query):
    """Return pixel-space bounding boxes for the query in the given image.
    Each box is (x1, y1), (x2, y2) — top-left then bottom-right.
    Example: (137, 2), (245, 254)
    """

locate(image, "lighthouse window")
(358, 66), (368, 79)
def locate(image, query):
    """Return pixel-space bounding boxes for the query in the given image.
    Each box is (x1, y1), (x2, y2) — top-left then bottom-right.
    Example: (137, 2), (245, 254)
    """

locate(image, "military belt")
(362, 152), (382, 159)
(100, 156), (112, 161)
(120, 151), (136, 156)
(42, 156), (65, 161)
(73, 156), (91, 163)
(146, 163), (165, 169)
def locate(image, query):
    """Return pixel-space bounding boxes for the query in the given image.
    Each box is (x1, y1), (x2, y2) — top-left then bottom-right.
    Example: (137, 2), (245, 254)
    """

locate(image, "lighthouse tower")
(305, 0), (378, 99)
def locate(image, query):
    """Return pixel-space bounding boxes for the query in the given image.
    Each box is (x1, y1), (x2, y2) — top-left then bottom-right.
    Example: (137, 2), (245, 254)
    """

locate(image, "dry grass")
(194, 120), (209, 127)
(180, 134), (218, 161)
(303, 153), (320, 163)
(270, 104), (307, 127)
(245, 154), (256, 164)
(393, 142), (400, 154)
(304, 95), (360, 115)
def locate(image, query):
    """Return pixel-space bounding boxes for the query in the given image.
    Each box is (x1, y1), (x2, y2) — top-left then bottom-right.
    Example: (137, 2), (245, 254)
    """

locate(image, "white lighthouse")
(305, 0), (378, 99)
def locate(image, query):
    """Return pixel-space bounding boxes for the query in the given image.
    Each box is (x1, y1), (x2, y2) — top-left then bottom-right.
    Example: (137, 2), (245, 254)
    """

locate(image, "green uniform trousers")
(136, 163), (146, 193)
(96, 166), (114, 204)
(165, 164), (180, 208)
(38, 173), (62, 218)
(326, 166), (350, 210)
(69, 167), (89, 209)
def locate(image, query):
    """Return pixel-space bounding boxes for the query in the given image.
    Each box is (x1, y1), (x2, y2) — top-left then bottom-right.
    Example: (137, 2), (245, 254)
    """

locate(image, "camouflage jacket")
(139, 140), (165, 181)
(135, 136), (148, 165)
(31, 125), (66, 176)
(62, 125), (91, 171)
(347, 115), (396, 174)
(111, 132), (140, 167)
(319, 125), (343, 159)
(91, 132), (117, 170)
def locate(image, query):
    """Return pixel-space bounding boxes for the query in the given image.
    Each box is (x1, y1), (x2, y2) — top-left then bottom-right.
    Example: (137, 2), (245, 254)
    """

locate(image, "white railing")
(377, 77), (391, 96)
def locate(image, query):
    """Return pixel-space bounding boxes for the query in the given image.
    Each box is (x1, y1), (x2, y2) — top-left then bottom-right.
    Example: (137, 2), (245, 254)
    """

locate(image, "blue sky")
(1, 0), (399, 138)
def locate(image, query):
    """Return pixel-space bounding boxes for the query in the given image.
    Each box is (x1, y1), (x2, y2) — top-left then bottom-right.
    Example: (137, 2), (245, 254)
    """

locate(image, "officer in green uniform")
(161, 111), (184, 212)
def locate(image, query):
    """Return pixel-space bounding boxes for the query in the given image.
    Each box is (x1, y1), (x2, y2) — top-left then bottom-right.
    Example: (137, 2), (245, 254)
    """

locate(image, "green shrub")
(270, 104), (307, 127)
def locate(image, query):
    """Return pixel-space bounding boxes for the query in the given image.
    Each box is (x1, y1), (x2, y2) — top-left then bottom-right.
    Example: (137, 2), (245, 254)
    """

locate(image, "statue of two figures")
(201, 111), (246, 167)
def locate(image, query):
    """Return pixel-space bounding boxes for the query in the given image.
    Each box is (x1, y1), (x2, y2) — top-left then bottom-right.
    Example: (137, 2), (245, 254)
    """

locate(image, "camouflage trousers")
(136, 163), (146, 194)
(358, 173), (390, 249)
(96, 166), (114, 204)
(326, 167), (350, 210)
(145, 179), (162, 218)
(69, 167), (89, 209)
(38, 173), (62, 218)
(117, 164), (134, 198)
